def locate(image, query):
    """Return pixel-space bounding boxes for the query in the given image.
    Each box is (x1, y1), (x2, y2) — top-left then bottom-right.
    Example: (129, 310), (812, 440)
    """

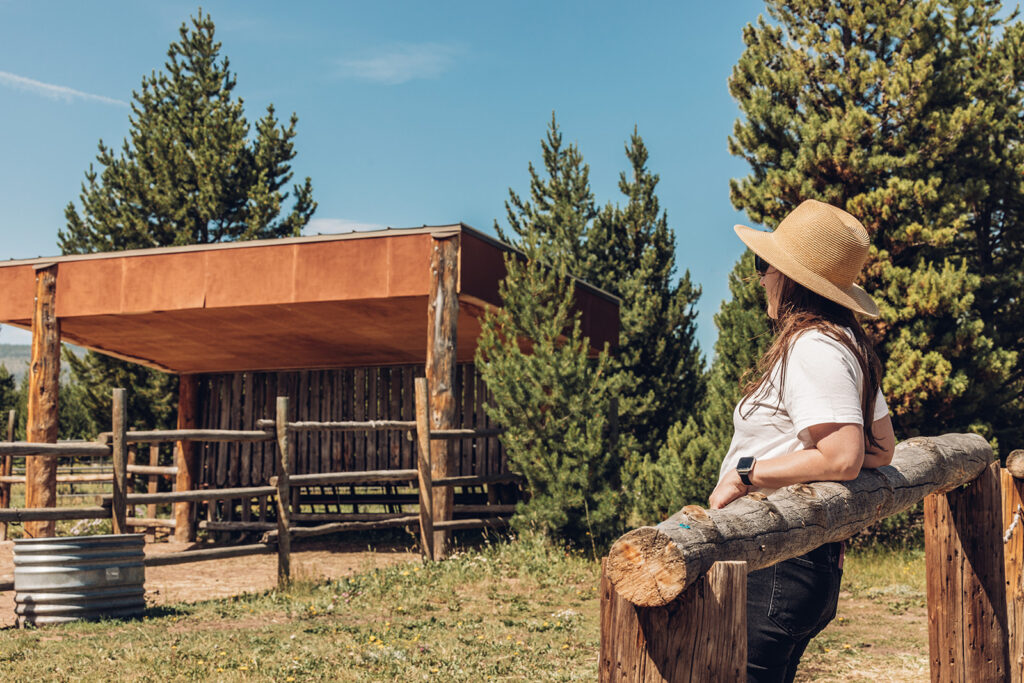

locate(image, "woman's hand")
(709, 469), (749, 509)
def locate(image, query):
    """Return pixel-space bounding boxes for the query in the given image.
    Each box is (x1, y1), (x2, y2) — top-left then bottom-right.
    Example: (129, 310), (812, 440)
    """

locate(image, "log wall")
(195, 364), (505, 488)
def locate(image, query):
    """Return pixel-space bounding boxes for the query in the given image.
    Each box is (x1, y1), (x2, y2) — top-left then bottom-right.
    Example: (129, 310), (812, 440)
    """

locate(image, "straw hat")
(734, 199), (879, 318)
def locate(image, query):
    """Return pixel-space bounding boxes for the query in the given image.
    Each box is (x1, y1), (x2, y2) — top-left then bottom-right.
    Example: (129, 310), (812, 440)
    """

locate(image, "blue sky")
(0, 0), (765, 355)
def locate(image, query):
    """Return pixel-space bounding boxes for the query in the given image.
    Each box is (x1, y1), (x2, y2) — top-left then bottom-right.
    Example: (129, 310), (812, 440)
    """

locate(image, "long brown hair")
(740, 272), (884, 450)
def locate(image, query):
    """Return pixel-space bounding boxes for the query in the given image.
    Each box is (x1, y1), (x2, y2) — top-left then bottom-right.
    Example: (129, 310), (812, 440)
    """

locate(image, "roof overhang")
(0, 225), (619, 374)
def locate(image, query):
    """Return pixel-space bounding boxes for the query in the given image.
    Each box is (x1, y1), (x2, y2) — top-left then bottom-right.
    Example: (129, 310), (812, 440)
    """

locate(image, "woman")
(708, 199), (896, 683)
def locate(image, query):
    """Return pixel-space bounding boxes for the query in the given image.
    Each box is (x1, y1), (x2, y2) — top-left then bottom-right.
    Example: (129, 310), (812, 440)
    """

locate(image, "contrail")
(0, 70), (127, 107)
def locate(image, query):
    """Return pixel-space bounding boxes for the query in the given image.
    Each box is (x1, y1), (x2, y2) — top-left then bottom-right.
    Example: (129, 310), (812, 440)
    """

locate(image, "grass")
(0, 536), (930, 682)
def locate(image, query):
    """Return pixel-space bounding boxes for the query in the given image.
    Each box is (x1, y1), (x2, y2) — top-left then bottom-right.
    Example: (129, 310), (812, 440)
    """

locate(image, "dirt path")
(0, 538), (418, 628)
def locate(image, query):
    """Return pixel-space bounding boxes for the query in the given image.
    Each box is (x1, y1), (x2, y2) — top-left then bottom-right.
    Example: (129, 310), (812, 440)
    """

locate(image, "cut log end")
(605, 526), (689, 607)
(1007, 449), (1024, 480)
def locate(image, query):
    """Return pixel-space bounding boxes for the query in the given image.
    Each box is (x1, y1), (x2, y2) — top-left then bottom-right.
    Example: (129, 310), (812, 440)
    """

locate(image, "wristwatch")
(736, 457), (756, 486)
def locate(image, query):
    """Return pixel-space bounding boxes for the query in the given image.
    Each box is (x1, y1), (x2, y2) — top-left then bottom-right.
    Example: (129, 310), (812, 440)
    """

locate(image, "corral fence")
(599, 436), (1024, 682)
(0, 378), (514, 594)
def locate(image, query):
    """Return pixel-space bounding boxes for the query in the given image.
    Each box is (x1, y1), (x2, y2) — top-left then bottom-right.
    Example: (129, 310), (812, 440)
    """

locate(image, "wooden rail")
(599, 434), (1016, 682)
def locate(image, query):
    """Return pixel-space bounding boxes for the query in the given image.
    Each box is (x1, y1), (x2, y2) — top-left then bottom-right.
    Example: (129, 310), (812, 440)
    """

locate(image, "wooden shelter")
(0, 224), (619, 542)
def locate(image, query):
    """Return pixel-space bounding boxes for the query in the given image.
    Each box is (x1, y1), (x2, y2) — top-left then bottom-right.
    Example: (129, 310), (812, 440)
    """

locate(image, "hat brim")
(734, 224), (880, 318)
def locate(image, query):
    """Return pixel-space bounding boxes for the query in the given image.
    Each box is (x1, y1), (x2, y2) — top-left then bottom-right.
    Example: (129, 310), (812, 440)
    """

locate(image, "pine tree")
(627, 251), (770, 523)
(727, 0), (1022, 447)
(586, 130), (705, 460)
(58, 11), (317, 429)
(496, 113), (597, 275)
(479, 117), (622, 544)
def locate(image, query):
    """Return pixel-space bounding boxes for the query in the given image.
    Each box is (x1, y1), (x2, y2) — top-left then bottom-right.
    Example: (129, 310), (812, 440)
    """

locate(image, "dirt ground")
(0, 538), (419, 628)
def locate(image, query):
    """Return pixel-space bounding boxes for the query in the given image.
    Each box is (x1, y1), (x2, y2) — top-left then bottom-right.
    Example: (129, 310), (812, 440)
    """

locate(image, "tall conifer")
(59, 11), (316, 429)
(587, 130), (705, 461)
(726, 0), (1022, 446)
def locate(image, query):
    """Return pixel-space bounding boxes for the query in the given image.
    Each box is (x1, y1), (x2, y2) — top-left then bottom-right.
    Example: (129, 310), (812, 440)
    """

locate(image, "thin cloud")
(0, 70), (127, 107)
(337, 43), (462, 85)
(304, 218), (388, 235)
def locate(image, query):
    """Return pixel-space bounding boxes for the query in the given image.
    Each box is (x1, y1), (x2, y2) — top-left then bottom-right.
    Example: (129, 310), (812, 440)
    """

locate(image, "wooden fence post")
(426, 234), (458, 558)
(25, 263), (60, 538)
(600, 560), (746, 682)
(924, 461), (1009, 682)
(174, 374), (198, 542)
(414, 377), (434, 560)
(275, 396), (292, 587)
(0, 409), (15, 541)
(111, 388), (128, 535)
(1002, 457), (1024, 683)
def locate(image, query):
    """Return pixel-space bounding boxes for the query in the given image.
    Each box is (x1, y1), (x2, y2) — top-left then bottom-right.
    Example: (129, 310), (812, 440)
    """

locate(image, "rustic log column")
(275, 395), (292, 586)
(600, 560), (746, 682)
(173, 374), (199, 542)
(426, 234), (459, 558)
(24, 264), (59, 538)
(924, 461), (1008, 682)
(1002, 460), (1024, 683)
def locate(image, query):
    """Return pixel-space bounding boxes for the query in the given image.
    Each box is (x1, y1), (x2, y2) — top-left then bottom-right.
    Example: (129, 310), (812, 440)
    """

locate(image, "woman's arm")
(709, 422), (864, 509)
(862, 414), (895, 469)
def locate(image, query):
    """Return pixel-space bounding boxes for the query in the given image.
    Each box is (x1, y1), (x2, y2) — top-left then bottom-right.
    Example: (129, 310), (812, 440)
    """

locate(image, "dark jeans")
(746, 542), (843, 683)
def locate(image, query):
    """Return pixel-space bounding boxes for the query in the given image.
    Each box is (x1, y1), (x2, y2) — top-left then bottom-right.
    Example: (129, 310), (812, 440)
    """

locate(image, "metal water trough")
(13, 534), (145, 626)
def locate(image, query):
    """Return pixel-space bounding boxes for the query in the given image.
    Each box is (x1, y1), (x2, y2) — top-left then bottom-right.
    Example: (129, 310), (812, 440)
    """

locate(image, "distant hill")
(0, 344), (30, 379)
(0, 344), (85, 380)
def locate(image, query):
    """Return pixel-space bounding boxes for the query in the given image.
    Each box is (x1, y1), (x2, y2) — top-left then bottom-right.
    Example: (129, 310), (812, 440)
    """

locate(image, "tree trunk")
(25, 264), (60, 538)
(606, 434), (991, 607)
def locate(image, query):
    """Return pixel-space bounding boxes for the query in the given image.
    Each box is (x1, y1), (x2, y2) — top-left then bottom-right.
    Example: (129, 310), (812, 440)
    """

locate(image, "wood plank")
(24, 264), (60, 538)
(354, 368), (366, 470)
(127, 516), (175, 529)
(367, 367), (379, 470)
(241, 373), (254, 486)
(271, 469), (418, 486)
(415, 377), (434, 560)
(298, 370), (310, 476)
(111, 388), (128, 534)
(475, 368), (489, 475)
(0, 507), (110, 522)
(0, 442), (111, 457)
(462, 364), (474, 476)
(215, 376), (229, 487)
(431, 517), (510, 531)
(401, 366), (413, 469)
(174, 374), (199, 542)
(146, 444), (159, 520)
(228, 373), (242, 486)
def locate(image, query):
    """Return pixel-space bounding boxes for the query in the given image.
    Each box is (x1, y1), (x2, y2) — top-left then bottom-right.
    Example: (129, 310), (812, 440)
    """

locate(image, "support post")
(414, 377), (434, 560)
(924, 462), (1008, 682)
(426, 234), (459, 558)
(25, 264), (60, 538)
(1002, 465), (1024, 683)
(0, 409), (15, 541)
(111, 388), (128, 535)
(147, 444), (159, 520)
(275, 396), (292, 587)
(173, 374), (198, 542)
(599, 560), (746, 682)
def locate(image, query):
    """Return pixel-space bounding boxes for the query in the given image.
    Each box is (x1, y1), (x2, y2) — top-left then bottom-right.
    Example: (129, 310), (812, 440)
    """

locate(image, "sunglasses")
(754, 254), (769, 276)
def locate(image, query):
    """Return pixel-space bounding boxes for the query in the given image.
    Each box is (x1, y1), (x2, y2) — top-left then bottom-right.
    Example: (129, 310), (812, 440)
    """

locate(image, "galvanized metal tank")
(13, 533), (146, 626)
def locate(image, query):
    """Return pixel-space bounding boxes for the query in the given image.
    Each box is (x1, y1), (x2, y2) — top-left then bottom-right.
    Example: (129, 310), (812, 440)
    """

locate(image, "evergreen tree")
(587, 130), (705, 461)
(727, 0), (1022, 447)
(58, 11), (317, 429)
(496, 113), (597, 275)
(627, 252), (770, 523)
(479, 118), (622, 544)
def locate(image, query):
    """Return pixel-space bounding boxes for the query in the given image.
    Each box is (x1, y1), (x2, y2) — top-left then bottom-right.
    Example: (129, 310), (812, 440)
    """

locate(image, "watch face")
(736, 457), (754, 472)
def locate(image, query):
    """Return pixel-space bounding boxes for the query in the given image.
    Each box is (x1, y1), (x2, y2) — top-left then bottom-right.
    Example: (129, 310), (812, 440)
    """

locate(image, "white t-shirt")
(717, 328), (889, 492)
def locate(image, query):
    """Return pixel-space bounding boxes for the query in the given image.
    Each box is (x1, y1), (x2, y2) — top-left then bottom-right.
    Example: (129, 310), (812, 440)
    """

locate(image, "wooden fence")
(0, 380), (516, 593)
(599, 436), (1024, 683)
(195, 364), (506, 489)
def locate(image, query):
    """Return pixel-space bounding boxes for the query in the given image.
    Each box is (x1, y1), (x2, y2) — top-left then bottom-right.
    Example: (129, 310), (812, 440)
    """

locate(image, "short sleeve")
(872, 387), (889, 421)
(781, 332), (867, 437)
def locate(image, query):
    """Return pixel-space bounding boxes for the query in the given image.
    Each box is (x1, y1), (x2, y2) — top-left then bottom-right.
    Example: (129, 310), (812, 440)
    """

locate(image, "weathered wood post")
(1003, 450), (1024, 683)
(24, 263), (59, 538)
(426, 233), (459, 558)
(110, 388), (128, 535)
(275, 396), (292, 586)
(0, 409), (15, 541)
(414, 377), (434, 560)
(600, 560), (746, 682)
(924, 461), (1009, 682)
(174, 374), (198, 542)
